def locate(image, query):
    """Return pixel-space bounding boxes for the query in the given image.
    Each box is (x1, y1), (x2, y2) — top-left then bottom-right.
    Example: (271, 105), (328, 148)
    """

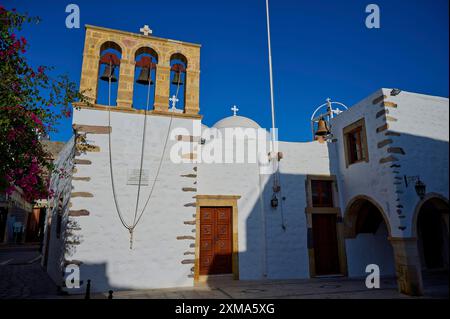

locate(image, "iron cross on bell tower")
(139, 25), (153, 36)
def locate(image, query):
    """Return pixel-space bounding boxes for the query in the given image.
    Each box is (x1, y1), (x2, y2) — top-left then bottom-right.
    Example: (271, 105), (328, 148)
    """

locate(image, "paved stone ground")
(80, 273), (448, 300)
(0, 245), (59, 299)
(1, 246), (448, 299)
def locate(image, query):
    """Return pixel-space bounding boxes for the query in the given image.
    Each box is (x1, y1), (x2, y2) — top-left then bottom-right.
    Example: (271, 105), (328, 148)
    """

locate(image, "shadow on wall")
(61, 132), (448, 295)
(63, 262), (130, 296)
(327, 129), (449, 280)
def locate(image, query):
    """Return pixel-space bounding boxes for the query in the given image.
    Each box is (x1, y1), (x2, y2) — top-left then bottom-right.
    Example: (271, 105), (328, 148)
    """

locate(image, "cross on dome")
(140, 25), (153, 36)
(231, 105), (239, 116)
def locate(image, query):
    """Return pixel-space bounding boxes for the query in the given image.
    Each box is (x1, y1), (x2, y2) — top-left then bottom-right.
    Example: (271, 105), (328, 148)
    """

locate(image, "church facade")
(42, 25), (449, 296)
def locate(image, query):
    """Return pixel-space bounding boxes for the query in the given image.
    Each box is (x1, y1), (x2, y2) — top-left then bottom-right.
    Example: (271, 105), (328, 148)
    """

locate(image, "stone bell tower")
(77, 24), (201, 117)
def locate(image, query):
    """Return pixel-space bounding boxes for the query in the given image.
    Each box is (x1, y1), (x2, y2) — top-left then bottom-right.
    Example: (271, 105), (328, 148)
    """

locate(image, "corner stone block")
(390, 238), (424, 296)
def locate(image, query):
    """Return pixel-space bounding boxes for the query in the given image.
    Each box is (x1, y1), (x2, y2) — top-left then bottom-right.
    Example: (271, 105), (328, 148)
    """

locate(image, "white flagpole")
(266, 0), (276, 151)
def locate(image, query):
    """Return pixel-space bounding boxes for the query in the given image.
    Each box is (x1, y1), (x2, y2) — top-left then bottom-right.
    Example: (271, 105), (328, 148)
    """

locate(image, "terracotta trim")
(372, 95), (387, 105)
(71, 192), (93, 198)
(72, 124), (111, 134)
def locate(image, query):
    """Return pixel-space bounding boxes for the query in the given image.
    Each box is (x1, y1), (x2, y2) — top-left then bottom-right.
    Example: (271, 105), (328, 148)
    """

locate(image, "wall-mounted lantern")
(414, 179), (426, 200)
(404, 175), (426, 200)
(271, 194), (279, 208)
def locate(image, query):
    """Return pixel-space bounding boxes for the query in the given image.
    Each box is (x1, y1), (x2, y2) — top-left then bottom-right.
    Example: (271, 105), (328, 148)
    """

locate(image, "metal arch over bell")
(100, 64), (117, 82)
(315, 117), (330, 136)
(136, 67), (153, 85)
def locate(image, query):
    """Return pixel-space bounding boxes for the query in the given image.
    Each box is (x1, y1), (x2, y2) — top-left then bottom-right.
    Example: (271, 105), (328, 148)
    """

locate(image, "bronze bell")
(315, 118), (330, 136)
(171, 71), (183, 85)
(136, 67), (153, 85)
(100, 64), (117, 82)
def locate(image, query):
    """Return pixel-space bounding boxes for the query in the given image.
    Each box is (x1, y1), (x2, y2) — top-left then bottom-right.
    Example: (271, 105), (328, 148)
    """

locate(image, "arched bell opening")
(415, 196), (449, 272)
(344, 196), (396, 278)
(97, 41), (122, 106)
(133, 47), (158, 110)
(169, 53), (187, 112)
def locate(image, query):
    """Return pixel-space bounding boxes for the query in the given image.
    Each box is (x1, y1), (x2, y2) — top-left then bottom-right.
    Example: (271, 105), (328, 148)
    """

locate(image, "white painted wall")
(346, 223), (396, 277)
(47, 89), (447, 291)
(68, 108), (200, 293)
(330, 88), (449, 277)
(267, 141), (332, 279)
(44, 136), (75, 285)
(378, 90), (449, 237)
(197, 127), (332, 280)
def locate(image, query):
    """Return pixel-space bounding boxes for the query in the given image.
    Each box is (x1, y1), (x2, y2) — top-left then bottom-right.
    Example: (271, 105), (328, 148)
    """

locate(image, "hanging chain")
(107, 60), (175, 249)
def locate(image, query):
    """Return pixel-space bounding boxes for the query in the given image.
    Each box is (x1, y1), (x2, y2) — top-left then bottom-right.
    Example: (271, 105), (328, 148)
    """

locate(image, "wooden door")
(312, 214), (340, 276)
(199, 207), (232, 275)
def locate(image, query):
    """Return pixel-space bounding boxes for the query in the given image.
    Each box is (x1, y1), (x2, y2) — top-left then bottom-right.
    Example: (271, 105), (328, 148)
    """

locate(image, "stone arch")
(97, 41), (123, 106)
(344, 195), (392, 238)
(163, 49), (189, 66)
(133, 46), (160, 63)
(412, 193), (449, 271)
(132, 46), (159, 109)
(99, 40), (124, 56)
(169, 52), (188, 68)
(168, 52), (188, 111)
(412, 193), (449, 238)
(344, 195), (397, 281)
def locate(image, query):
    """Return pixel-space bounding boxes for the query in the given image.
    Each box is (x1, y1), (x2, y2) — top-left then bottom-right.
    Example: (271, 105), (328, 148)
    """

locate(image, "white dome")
(213, 116), (261, 129)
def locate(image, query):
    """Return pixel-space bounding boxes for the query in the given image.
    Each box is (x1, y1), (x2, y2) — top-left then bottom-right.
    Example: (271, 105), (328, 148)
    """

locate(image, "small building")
(0, 189), (33, 244)
(0, 140), (65, 246)
(44, 25), (449, 296)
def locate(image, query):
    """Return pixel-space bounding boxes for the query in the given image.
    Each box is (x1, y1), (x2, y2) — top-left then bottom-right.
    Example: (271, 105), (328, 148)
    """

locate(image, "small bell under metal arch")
(315, 117), (330, 137)
(100, 64), (117, 82)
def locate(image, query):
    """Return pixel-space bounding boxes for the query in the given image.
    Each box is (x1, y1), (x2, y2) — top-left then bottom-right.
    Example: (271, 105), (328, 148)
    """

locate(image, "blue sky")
(6, 0), (449, 142)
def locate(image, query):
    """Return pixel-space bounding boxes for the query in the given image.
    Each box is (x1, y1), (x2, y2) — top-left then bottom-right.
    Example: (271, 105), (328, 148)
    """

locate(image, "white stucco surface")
(45, 88), (448, 292)
(66, 108), (200, 292)
(197, 132), (332, 280)
(330, 89), (449, 276)
(45, 137), (75, 284)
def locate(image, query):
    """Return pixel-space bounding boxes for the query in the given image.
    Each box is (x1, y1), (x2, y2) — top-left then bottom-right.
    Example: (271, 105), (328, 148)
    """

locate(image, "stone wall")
(44, 137), (75, 286)
(79, 25), (200, 115)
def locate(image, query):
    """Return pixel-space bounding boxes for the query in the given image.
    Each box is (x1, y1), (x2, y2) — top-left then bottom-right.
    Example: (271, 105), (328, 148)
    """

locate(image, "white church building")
(42, 25), (449, 297)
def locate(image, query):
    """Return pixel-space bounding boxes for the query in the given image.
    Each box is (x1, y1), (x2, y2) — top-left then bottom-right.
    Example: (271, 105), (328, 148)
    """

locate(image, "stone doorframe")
(305, 175), (348, 277)
(194, 195), (241, 283)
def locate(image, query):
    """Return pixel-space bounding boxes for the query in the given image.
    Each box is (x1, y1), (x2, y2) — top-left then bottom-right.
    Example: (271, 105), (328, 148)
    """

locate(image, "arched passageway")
(344, 196), (396, 277)
(415, 197), (449, 271)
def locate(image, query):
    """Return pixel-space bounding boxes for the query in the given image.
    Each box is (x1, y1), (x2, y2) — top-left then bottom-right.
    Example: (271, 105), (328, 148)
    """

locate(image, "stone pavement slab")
(76, 275), (447, 300)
